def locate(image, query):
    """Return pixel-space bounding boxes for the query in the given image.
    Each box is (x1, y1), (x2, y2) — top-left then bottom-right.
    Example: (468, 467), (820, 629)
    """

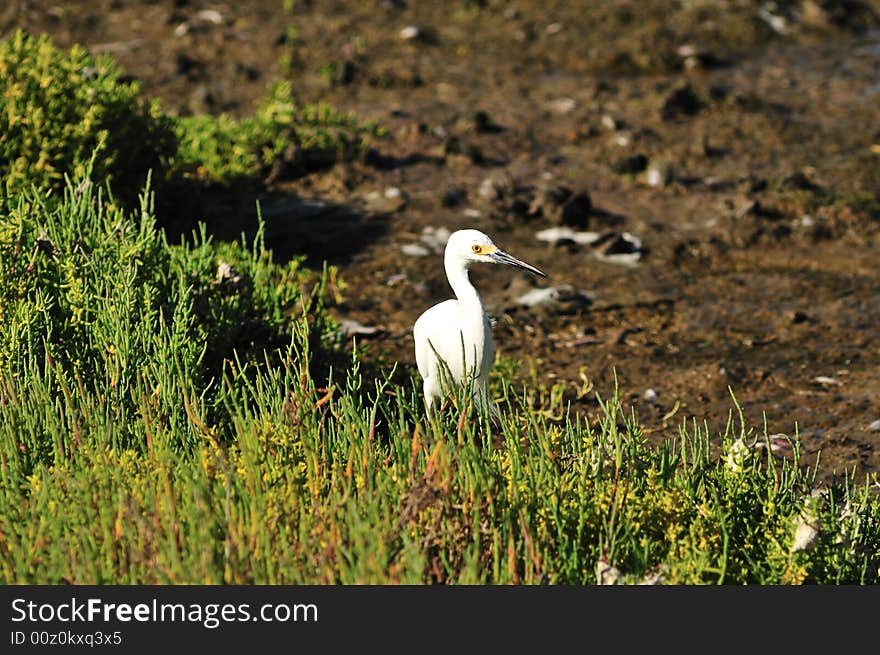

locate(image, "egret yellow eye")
(471, 244), (483, 254)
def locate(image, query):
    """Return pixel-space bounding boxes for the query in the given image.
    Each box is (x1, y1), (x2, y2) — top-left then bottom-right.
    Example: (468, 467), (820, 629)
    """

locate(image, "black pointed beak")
(491, 249), (546, 277)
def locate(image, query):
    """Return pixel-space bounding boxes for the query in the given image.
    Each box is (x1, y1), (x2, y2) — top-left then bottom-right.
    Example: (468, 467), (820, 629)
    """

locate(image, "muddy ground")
(4, 1), (880, 484)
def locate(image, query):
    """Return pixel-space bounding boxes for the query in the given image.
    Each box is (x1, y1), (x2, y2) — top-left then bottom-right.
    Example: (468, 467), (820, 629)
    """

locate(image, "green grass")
(1, 173), (877, 585)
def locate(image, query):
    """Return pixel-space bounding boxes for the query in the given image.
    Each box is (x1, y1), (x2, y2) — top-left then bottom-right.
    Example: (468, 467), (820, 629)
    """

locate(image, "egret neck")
(444, 249), (487, 379)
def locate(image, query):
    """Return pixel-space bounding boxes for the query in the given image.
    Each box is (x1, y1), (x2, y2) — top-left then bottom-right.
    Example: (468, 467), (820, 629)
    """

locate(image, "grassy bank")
(1, 176), (878, 584)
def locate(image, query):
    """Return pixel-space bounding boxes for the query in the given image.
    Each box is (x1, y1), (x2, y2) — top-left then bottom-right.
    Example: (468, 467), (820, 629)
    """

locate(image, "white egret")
(413, 228), (546, 418)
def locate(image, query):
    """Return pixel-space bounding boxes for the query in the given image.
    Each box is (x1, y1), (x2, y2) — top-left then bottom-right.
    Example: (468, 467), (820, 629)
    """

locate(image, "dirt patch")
(5, 0), (880, 483)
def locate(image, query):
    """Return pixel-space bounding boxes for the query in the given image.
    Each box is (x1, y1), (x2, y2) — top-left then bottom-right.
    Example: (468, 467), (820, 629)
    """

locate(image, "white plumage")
(413, 229), (546, 418)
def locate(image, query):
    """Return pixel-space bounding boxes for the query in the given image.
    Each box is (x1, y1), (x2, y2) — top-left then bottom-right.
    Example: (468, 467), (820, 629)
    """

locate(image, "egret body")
(413, 229), (546, 417)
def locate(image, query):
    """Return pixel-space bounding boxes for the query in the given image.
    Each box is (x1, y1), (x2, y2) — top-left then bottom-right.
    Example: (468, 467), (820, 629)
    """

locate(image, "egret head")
(446, 229), (546, 277)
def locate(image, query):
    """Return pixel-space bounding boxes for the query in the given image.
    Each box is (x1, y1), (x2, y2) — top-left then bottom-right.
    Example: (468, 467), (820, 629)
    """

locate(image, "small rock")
(513, 24), (536, 43)
(399, 25), (421, 40)
(514, 287), (561, 308)
(768, 434), (794, 455)
(462, 208), (482, 218)
(175, 9), (224, 36)
(735, 200), (758, 219)
(545, 22), (563, 35)
(755, 434), (794, 456)
(643, 388), (659, 403)
(703, 177), (735, 192)
(813, 376), (842, 386)
(535, 226), (603, 246)
(363, 187), (406, 214)
(513, 284), (592, 314)
(639, 569), (665, 585)
(758, 5), (788, 34)
(595, 232), (643, 265)
(401, 243), (430, 257)
(676, 43), (721, 70)
(419, 226), (451, 252)
(644, 159), (675, 187)
(600, 114), (622, 131)
(791, 514), (820, 553)
(386, 273), (408, 286)
(337, 319), (382, 338)
(216, 260), (243, 287)
(547, 97), (577, 114)
(193, 9), (224, 24)
(478, 177), (501, 201)
(596, 560), (621, 585)
(563, 333), (603, 347)
(735, 199), (782, 221)
(867, 419), (880, 432)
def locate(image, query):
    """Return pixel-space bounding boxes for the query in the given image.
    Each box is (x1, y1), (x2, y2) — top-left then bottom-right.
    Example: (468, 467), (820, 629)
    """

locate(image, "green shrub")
(0, 29), (176, 203)
(0, 170), (337, 467)
(173, 80), (381, 184)
(1, 30), (381, 201)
